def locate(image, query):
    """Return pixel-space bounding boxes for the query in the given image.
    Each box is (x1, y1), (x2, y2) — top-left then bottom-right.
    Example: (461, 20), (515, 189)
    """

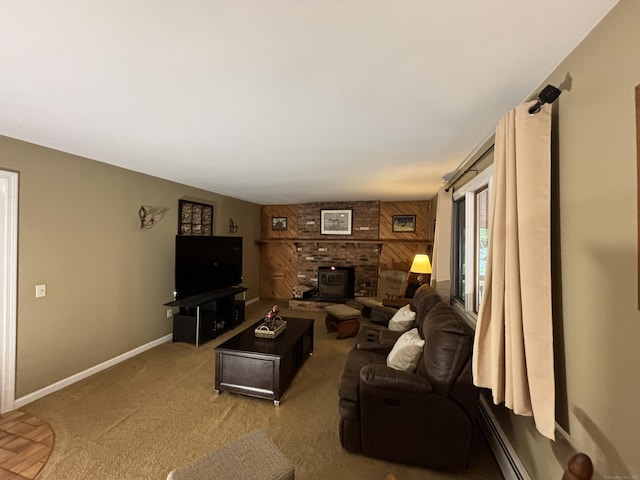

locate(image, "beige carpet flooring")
(22, 300), (503, 480)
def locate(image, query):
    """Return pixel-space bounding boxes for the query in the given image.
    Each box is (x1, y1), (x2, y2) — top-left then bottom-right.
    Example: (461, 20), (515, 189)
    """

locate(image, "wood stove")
(317, 266), (355, 301)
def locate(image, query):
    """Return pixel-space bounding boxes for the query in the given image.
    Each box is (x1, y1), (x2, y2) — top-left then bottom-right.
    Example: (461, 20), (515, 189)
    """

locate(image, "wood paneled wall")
(379, 200), (432, 273)
(259, 242), (298, 299)
(379, 201), (432, 240)
(260, 205), (299, 299)
(260, 204), (299, 240)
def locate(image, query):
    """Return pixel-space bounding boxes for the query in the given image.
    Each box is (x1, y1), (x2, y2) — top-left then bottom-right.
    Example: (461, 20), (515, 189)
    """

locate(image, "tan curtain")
(430, 186), (452, 302)
(472, 101), (555, 440)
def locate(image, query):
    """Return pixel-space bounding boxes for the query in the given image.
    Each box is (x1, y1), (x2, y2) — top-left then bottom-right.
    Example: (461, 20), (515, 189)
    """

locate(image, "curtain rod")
(443, 84), (561, 192)
(444, 144), (494, 192)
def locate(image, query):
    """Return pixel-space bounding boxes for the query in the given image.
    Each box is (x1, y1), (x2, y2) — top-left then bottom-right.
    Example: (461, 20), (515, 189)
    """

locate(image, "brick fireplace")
(296, 242), (379, 297)
(295, 201), (381, 296)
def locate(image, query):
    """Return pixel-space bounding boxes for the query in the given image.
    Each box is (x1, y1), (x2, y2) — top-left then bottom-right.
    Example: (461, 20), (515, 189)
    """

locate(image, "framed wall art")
(178, 199), (213, 236)
(392, 214), (416, 233)
(272, 217), (287, 231)
(320, 209), (352, 235)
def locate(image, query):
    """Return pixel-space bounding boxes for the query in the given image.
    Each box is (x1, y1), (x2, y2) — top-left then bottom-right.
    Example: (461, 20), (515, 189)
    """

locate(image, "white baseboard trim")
(15, 298), (261, 408)
(15, 333), (173, 409)
(478, 395), (532, 480)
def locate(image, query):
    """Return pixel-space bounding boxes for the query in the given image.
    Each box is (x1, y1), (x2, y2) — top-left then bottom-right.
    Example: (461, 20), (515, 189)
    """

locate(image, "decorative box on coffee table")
(254, 318), (287, 339)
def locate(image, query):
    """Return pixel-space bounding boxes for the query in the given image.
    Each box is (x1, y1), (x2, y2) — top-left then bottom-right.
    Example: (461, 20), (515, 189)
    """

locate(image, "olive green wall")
(1, 135), (261, 397)
(484, 1), (640, 478)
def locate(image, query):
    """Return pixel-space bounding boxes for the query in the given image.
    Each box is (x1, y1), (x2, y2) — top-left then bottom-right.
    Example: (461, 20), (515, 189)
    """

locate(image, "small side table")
(324, 304), (361, 339)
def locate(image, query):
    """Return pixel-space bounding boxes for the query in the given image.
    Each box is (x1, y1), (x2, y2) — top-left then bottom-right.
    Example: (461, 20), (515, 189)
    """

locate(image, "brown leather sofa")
(338, 285), (479, 471)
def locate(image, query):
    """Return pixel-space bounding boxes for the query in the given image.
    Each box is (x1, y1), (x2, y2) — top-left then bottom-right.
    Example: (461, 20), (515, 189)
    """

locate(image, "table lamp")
(410, 254), (432, 284)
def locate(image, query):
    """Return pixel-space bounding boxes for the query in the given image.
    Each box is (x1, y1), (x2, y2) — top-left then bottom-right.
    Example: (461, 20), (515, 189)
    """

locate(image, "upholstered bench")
(166, 429), (295, 480)
(324, 304), (361, 339)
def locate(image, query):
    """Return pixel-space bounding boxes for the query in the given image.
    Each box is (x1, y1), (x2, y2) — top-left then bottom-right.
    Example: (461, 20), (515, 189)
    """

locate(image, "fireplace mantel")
(255, 238), (432, 245)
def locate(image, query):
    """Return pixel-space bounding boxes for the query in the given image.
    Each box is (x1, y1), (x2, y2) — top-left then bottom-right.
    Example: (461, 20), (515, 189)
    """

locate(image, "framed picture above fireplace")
(320, 209), (352, 235)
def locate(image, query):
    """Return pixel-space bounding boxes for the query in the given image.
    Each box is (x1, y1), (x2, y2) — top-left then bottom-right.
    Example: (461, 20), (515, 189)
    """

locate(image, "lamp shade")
(410, 254), (432, 274)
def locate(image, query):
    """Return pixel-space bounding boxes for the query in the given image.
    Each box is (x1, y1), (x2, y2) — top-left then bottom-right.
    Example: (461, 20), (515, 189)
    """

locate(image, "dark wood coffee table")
(214, 316), (314, 405)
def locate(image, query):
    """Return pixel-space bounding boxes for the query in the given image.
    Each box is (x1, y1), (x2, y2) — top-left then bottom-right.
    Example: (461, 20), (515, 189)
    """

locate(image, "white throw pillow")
(388, 304), (416, 332)
(386, 328), (425, 372)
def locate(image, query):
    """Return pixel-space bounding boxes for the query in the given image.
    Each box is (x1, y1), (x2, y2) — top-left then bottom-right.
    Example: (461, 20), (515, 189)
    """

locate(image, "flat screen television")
(174, 235), (243, 300)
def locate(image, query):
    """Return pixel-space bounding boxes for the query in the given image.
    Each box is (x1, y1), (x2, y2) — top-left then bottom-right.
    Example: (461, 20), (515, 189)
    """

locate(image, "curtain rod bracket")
(444, 146), (494, 192)
(529, 84), (562, 114)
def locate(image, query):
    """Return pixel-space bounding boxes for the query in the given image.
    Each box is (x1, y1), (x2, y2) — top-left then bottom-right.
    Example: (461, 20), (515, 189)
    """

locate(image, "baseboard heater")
(478, 395), (533, 480)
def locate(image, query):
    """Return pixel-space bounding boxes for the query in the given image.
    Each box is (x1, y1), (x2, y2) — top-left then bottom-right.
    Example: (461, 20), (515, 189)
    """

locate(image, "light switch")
(35, 284), (46, 298)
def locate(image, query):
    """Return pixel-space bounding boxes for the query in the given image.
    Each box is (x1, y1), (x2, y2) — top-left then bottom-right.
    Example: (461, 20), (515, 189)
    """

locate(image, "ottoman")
(167, 429), (294, 480)
(324, 304), (361, 339)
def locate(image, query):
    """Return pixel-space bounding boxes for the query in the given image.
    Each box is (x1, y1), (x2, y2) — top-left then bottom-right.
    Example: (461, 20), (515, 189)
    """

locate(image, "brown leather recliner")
(338, 285), (479, 471)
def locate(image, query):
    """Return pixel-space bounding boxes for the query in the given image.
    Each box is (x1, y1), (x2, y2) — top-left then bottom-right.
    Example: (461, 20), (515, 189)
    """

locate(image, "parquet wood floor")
(0, 411), (53, 480)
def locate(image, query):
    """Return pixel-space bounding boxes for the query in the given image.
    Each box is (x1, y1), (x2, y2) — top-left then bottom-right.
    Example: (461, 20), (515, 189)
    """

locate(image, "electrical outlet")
(35, 284), (46, 298)
(166, 308), (173, 318)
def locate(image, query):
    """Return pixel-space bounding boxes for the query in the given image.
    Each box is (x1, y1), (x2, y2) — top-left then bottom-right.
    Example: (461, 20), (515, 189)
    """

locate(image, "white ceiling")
(0, 1), (618, 205)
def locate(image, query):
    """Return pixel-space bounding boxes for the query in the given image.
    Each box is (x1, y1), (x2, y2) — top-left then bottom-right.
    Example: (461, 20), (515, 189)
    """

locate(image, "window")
(452, 166), (493, 317)
(452, 197), (465, 302)
(475, 187), (489, 312)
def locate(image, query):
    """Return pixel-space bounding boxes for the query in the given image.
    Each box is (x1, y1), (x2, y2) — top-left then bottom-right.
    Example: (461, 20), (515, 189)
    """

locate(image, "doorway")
(0, 170), (18, 413)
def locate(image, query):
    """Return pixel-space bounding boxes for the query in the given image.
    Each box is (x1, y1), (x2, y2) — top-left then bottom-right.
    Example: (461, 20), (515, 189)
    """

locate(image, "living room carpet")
(21, 300), (503, 480)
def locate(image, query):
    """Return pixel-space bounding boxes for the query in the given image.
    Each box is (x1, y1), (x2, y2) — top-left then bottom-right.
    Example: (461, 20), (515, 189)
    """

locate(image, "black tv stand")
(164, 286), (247, 346)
